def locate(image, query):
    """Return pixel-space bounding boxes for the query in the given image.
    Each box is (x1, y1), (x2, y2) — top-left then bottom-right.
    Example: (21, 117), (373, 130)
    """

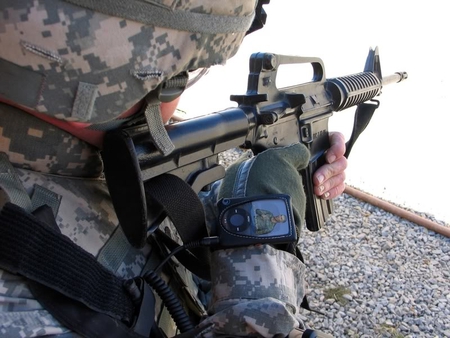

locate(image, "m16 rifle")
(102, 47), (407, 246)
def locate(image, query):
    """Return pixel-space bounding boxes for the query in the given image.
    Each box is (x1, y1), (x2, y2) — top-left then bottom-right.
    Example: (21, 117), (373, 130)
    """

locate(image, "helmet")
(0, 0), (257, 127)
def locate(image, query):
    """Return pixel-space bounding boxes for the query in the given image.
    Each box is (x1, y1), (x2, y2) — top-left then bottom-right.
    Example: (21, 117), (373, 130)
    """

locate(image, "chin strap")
(246, 0), (270, 35)
(143, 72), (189, 156)
(144, 98), (175, 156)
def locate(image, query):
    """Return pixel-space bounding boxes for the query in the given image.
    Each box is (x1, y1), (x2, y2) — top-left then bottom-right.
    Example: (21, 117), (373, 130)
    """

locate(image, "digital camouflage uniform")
(255, 209), (280, 235)
(0, 0), (253, 124)
(0, 1), (312, 337)
(0, 106), (141, 336)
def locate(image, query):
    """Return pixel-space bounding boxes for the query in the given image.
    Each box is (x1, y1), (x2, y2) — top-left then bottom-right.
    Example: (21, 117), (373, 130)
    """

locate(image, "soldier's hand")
(218, 143), (310, 228)
(313, 132), (347, 200)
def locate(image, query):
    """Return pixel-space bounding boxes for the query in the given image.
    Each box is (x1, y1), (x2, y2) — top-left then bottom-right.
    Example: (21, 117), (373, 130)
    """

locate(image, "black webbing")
(0, 203), (135, 323)
(345, 101), (379, 158)
(144, 174), (211, 280)
(28, 281), (143, 338)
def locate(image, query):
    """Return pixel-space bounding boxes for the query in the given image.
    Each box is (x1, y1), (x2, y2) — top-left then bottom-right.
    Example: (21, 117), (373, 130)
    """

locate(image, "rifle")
(102, 47), (407, 245)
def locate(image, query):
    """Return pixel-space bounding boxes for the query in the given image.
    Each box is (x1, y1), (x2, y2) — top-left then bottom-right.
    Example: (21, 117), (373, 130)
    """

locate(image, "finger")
(313, 156), (348, 186)
(314, 172), (346, 197)
(326, 132), (346, 164)
(321, 182), (346, 200)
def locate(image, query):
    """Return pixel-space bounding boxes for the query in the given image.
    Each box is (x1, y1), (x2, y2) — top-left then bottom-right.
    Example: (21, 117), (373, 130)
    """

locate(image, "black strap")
(145, 174), (211, 280)
(345, 101), (379, 158)
(145, 174), (207, 243)
(0, 203), (135, 323)
(246, 0), (269, 35)
(28, 281), (144, 338)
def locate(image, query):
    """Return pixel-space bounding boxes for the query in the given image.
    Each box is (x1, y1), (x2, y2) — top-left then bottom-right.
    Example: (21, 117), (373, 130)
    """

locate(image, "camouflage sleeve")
(199, 244), (307, 338)
(255, 209), (271, 217)
(198, 180), (222, 235)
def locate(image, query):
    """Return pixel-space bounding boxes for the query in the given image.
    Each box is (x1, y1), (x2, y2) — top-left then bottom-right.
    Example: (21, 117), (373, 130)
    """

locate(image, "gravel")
(220, 149), (450, 337)
(299, 193), (450, 338)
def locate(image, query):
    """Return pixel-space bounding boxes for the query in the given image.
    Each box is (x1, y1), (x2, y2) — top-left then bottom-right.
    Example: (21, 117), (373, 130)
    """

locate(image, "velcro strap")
(144, 102), (175, 156)
(61, 0), (255, 34)
(0, 152), (33, 212)
(71, 82), (98, 121)
(0, 58), (45, 108)
(0, 203), (135, 323)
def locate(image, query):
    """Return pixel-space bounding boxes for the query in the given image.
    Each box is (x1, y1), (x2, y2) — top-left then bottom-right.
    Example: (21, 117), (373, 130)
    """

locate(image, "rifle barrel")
(382, 72), (408, 86)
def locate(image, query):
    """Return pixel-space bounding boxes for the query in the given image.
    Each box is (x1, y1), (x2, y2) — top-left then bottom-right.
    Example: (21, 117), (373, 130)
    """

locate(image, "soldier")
(0, 0), (347, 337)
(254, 209), (286, 235)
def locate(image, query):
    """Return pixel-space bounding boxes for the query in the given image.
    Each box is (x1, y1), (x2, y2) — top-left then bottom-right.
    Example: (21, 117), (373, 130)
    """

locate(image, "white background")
(179, 0), (450, 223)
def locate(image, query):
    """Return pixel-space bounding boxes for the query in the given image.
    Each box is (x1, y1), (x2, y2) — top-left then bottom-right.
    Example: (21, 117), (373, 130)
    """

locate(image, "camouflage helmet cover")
(0, 0), (257, 125)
